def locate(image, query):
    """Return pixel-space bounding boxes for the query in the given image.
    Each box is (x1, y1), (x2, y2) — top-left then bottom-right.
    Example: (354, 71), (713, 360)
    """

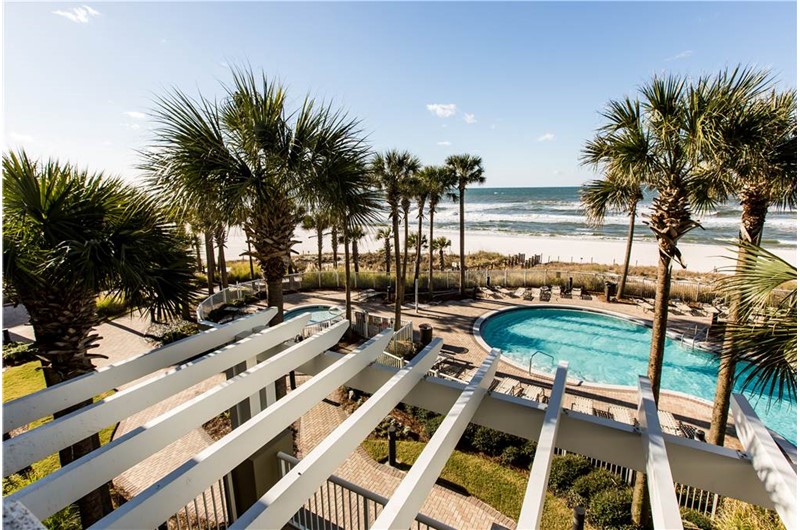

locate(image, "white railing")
(277, 452), (454, 530)
(163, 478), (229, 530)
(196, 274), (303, 325)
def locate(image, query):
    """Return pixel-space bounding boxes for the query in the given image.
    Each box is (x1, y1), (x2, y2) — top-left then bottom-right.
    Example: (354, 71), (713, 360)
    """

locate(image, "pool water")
(284, 305), (342, 324)
(480, 307), (797, 444)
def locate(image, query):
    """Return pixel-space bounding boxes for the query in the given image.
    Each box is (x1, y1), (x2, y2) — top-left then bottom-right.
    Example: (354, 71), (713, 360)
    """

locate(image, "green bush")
(469, 426), (520, 457)
(715, 498), (784, 530)
(2, 342), (37, 366)
(681, 508), (715, 530)
(422, 415), (443, 439)
(588, 487), (633, 529)
(155, 321), (200, 345)
(499, 446), (526, 467)
(548, 454), (593, 494)
(568, 468), (620, 507)
(96, 293), (128, 319)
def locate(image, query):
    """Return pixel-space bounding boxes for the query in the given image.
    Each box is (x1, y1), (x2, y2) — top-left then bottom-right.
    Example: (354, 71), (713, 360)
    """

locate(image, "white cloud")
(463, 113), (477, 124)
(490, 124), (496, 130)
(537, 132), (555, 142)
(437, 141), (452, 146)
(123, 122), (142, 130)
(8, 132), (34, 143)
(52, 5), (101, 23)
(666, 50), (693, 61)
(427, 103), (457, 118)
(124, 111), (146, 119)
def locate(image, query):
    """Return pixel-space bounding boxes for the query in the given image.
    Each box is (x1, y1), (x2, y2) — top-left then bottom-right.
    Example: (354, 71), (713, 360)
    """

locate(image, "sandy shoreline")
(221, 226), (796, 273)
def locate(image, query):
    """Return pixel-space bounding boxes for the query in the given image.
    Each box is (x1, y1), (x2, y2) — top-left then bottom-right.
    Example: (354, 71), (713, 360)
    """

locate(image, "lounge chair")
(493, 377), (522, 396)
(496, 286), (513, 297)
(571, 396), (594, 415)
(539, 287), (551, 302)
(635, 298), (655, 313)
(522, 289), (534, 301)
(522, 384), (549, 403)
(512, 287), (526, 298)
(580, 287), (592, 300)
(559, 286), (572, 299)
(479, 286), (498, 298)
(658, 410), (683, 436)
(571, 287), (583, 298)
(356, 289), (381, 302)
(608, 405), (634, 425)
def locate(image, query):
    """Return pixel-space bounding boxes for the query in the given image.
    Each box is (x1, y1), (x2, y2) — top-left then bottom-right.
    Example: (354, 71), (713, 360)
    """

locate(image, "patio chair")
(658, 410), (683, 436)
(496, 286), (513, 297)
(522, 384), (548, 403)
(580, 287), (592, 300)
(512, 287), (526, 298)
(608, 405), (634, 425)
(479, 286), (498, 298)
(539, 287), (551, 302)
(522, 289), (534, 301)
(493, 377), (522, 396)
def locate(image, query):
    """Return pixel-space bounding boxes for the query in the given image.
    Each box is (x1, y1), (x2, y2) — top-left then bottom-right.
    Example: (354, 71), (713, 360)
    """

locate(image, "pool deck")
(283, 289), (748, 450)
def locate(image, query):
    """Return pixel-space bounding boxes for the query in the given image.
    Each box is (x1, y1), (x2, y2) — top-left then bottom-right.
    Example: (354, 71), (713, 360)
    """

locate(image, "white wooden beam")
(230, 338), (443, 529)
(731, 393), (797, 529)
(3, 313), (306, 476)
(90, 329), (395, 530)
(518, 361), (569, 530)
(7, 321), (350, 522)
(3, 309), (275, 434)
(637, 376), (683, 530)
(372, 348), (500, 530)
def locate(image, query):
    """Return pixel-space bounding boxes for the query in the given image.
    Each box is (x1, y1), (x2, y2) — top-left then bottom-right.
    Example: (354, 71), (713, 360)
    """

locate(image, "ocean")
(433, 187), (797, 249)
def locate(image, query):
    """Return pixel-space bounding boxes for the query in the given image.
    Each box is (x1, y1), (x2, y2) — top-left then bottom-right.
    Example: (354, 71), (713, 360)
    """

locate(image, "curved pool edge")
(471, 304), (747, 413)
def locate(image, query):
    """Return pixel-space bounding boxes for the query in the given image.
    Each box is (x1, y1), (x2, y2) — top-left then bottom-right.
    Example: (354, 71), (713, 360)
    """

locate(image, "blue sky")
(4, 1), (797, 187)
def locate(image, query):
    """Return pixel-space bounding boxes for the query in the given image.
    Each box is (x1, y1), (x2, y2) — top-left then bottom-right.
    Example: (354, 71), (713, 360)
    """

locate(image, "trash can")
(604, 282), (617, 301)
(419, 323), (433, 346)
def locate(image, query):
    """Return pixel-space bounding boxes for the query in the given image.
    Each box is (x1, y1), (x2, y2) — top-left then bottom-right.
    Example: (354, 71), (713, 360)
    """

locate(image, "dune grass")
(362, 439), (594, 529)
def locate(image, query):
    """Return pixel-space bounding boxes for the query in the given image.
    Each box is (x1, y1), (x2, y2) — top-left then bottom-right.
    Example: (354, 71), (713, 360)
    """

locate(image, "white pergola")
(3, 308), (796, 530)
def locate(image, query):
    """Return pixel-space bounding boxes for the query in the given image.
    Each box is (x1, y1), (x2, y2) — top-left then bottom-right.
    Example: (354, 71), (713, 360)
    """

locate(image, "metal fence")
(277, 452), (453, 530)
(161, 478), (230, 530)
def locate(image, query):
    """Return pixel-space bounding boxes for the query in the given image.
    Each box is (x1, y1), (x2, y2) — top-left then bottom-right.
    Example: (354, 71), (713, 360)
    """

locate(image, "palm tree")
(399, 172), (419, 303)
(410, 173), (429, 285)
(699, 76), (797, 445)
(302, 212), (330, 271)
(713, 242), (796, 402)
(2, 150), (195, 527)
(432, 237), (451, 272)
(422, 166), (457, 297)
(371, 150), (421, 330)
(581, 74), (756, 525)
(143, 68), (369, 325)
(349, 226), (367, 274)
(331, 224), (340, 269)
(580, 171), (643, 299)
(376, 227), (392, 273)
(445, 154), (485, 297)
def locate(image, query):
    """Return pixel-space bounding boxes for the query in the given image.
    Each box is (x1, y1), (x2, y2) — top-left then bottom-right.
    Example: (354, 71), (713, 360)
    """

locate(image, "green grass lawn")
(3, 360), (116, 494)
(362, 438), (594, 530)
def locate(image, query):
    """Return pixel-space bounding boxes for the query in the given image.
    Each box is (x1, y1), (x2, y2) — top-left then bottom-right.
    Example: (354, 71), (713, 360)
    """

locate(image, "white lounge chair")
(496, 286), (513, 297)
(512, 287), (526, 298)
(493, 377), (522, 396)
(608, 405), (634, 425)
(658, 410), (683, 436)
(571, 396), (594, 415)
(522, 384), (548, 403)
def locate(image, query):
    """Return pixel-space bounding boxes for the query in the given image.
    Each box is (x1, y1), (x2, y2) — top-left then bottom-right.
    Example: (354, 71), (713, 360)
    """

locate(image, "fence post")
(362, 497), (370, 530)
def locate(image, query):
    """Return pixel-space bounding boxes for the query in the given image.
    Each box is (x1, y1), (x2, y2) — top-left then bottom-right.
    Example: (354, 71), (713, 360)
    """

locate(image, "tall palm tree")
(399, 173), (419, 302)
(713, 242), (796, 401)
(445, 154), (485, 297)
(699, 75), (797, 445)
(302, 212), (330, 271)
(376, 227), (392, 273)
(410, 173), (429, 285)
(432, 237), (451, 272)
(2, 150), (195, 527)
(143, 68), (369, 325)
(581, 74), (758, 525)
(371, 150), (421, 330)
(331, 224), (340, 269)
(580, 171), (643, 299)
(349, 226), (367, 274)
(422, 166), (457, 297)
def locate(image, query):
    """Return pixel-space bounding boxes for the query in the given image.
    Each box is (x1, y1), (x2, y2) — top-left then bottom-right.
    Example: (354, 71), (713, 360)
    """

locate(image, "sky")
(3, 1), (797, 187)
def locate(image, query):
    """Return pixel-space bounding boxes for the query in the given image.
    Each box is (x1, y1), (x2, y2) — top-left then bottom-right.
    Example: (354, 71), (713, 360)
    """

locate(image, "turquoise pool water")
(284, 305), (342, 324)
(480, 307), (797, 444)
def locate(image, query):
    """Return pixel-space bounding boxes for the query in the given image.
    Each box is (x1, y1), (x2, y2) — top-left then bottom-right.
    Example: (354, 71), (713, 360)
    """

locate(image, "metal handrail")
(529, 350), (554, 374)
(277, 451), (455, 530)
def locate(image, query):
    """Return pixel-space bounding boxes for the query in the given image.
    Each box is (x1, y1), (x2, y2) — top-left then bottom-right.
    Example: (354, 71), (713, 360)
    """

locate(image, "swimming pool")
(284, 305), (343, 324)
(478, 306), (797, 444)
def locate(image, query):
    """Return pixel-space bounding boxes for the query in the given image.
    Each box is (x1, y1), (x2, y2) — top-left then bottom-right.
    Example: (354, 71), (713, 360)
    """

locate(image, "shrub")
(588, 487), (633, 529)
(470, 426), (520, 457)
(499, 446), (526, 467)
(568, 468), (620, 507)
(2, 342), (37, 366)
(715, 498), (784, 530)
(96, 293), (128, 319)
(155, 321), (200, 345)
(422, 415), (443, 439)
(547, 454), (593, 494)
(680, 508), (715, 530)
(521, 440), (537, 461)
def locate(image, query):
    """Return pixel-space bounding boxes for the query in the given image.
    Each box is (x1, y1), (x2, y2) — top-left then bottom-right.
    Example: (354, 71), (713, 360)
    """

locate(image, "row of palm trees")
(580, 66), (796, 525)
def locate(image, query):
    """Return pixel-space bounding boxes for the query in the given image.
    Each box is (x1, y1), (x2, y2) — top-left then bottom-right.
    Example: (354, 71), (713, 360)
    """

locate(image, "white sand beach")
(223, 226), (796, 273)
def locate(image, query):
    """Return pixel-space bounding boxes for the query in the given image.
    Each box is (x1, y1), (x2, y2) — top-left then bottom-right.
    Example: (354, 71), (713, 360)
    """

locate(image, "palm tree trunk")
(193, 234), (203, 272)
(393, 211), (403, 331)
(331, 226), (339, 269)
(459, 188), (466, 296)
(204, 230), (216, 295)
(384, 236), (391, 274)
(428, 209), (435, 297)
(344, 232), (352, 323)
(439, 248), (445, 271)
(316, 226), (324, 271)
(709, 195), (768, 445)
(618, 205), (637, 299)
(352, 238), (360, 274)
(632, 250), (672, 527)
(414, 205), (424, 283)
(31, 295), (113, 527)
(215, 226), (228, 289)
(402, 210), (409, 294)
